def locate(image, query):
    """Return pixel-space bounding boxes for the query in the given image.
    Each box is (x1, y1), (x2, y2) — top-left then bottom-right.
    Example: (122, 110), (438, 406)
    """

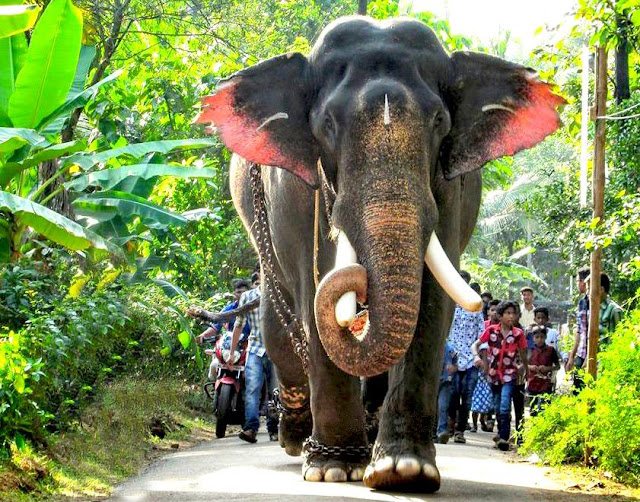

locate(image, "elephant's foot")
(274, 386), (312, 456)
(363, 441), (440, 492)
(302, 438), (370, 482)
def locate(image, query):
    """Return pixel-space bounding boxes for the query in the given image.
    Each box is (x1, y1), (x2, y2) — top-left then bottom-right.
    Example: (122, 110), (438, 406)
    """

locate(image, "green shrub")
(0, 332), (49, 458)
(522, 302), (640, 485)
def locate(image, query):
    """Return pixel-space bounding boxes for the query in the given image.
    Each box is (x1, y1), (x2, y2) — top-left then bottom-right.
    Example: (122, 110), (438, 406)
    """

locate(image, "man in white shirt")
(519, 286), (536, 328)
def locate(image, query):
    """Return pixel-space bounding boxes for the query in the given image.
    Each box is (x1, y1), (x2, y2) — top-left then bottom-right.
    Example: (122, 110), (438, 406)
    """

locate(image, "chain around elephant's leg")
(276, 383), (312, 456)
(302, 438), (371, 482)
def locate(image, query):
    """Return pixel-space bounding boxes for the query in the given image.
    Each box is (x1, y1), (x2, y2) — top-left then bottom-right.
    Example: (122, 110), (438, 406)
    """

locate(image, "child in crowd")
(484, 299), (501, 329)
(527, 325), (560, 415)
(512, 304), (526, 443)
(472, 301), (528, 451)
(470, 342), (493, 433)
(533, 307), (563, 360)
(436, 341), (458, 444)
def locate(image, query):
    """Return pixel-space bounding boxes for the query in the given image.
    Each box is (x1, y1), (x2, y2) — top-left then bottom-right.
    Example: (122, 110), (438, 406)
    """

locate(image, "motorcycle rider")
(195, 279), (252, 344)
(228, 271), (279, 443)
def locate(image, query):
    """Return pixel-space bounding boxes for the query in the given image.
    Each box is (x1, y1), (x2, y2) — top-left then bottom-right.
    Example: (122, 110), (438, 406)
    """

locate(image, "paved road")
(108, 429), (625, 502)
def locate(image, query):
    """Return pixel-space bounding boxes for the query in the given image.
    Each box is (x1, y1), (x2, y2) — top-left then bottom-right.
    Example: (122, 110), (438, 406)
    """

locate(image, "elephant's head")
(197, 17), (564, 377)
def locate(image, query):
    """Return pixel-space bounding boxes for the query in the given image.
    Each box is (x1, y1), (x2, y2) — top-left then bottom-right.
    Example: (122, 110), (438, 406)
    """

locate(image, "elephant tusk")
(334, 230), (359, 327)
(384, 94), (390, 126)
(424, 232), (483, 312)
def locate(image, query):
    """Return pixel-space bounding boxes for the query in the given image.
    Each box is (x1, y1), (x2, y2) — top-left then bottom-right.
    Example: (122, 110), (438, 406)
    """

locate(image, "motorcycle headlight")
(221, 349), (231, 362)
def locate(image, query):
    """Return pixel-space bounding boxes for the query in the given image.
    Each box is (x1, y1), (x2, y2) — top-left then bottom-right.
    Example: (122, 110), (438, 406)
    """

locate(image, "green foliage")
(8, 0), (82, 129)
(522, 302), (640, 485)
(0, 254), (209, 455)
(0, 331), (47, 458)
(0, 5), (40, 42)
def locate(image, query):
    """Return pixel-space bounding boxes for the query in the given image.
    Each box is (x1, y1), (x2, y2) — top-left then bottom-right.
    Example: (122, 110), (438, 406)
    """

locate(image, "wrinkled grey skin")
(202, 15), (562, 492)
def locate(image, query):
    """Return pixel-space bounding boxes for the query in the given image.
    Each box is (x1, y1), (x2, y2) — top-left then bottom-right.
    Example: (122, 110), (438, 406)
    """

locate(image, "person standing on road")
(446, 271), (485, 444)
(566, 268), (590, 389)
(436, 341), (458, 444)
(472, 301), (528, 451)
(229, 271), (279, 443)
(519, 286), (536, 329)
(527, 325), (560, 416)
(587, 273), (623, 347)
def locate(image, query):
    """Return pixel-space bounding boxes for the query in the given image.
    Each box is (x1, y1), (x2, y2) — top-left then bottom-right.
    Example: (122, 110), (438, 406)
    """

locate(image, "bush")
(522, 301), (640, 485)
(0, 332), (48, 458)
(0, 257), (212, 455)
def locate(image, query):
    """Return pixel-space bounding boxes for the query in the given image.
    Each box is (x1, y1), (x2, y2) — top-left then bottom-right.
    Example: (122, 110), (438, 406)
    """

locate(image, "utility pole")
(579, 46), (590, 208)
(586, 46), (607, 379)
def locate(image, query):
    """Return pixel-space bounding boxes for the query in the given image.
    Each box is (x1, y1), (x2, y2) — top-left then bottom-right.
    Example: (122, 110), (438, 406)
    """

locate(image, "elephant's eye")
(433, 113), (444, 128)
(337, 63), (348, 79)
(324, 116), (335, 134)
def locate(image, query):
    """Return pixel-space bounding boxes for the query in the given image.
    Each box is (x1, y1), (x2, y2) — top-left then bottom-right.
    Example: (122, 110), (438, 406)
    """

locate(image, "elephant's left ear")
(440, 51), (566, 180)
(197, 53), (320, 188)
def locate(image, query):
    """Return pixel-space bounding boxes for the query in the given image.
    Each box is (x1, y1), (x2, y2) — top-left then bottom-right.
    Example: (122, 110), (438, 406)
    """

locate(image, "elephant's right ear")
(197, 53), (320, 188)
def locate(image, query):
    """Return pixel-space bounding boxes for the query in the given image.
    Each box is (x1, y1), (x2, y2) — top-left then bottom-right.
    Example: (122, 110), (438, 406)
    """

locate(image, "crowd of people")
(437, 268), (623, 452)
(196, 265), (623, 450)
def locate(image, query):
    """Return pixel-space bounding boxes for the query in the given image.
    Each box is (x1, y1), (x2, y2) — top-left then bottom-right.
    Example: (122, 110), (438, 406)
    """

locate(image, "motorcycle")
(203, 330), (247, 438)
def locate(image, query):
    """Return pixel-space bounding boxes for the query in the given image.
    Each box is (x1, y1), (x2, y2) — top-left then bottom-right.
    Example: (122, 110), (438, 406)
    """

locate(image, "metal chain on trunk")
(249, 163), (310, 374)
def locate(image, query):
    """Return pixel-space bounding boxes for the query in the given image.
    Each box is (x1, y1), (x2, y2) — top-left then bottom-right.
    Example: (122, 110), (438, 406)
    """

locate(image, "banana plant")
(0, 0), (219, 262)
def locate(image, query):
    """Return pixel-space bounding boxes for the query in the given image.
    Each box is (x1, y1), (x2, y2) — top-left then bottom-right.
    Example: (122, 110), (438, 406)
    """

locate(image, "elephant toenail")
(374, 456), (395, 473)
(304, 466), (324, 482)
(364, 464), (376, 480)
(325, 467), (348, 482)
(350, 467), (365, 481)
(396, 457), (421, 476)
(422, 463), (440, 481)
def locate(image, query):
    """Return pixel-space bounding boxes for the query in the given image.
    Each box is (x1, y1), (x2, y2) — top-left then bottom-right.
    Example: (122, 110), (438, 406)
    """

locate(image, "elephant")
(197, 16), (564, 492)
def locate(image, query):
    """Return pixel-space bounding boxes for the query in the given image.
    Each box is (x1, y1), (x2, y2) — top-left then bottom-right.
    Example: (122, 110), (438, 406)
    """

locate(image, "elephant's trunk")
(315, 200), (424, 377)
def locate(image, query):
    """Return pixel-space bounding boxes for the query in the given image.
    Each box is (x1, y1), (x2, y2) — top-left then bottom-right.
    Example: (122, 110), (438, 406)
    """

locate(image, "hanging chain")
(250, 163), (310, 374)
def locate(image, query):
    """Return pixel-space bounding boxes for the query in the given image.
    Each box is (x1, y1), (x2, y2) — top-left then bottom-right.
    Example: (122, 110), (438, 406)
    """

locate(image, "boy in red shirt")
(472, 301), (528, 451)
(527, 325), (560, 416)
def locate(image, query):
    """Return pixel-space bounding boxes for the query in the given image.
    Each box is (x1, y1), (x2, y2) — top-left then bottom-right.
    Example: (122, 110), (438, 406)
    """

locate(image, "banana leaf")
(0, 33), (27, 125)
(0, 127), (48, 153)
(85, 215), (130, 239)
(0, 140), (85, 187)
(154, 279), (188, 299)
(62, 138), (219, 170)
(0, 5), (41, 39)
(38, 68), (122, 134)
(8, 0), (82, 129)
(0, 190), (122, 257)
(65, 164), (217, 192)
(72, 190), (187, 228)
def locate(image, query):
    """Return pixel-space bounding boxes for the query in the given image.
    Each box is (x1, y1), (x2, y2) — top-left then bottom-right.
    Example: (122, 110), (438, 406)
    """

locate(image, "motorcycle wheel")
(215, 383), (234, 439)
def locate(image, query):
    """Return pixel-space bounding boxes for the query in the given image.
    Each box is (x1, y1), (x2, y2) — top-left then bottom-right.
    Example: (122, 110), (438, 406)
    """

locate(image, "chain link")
(303, 437), (372, 461)
(250, 163), (310, 373)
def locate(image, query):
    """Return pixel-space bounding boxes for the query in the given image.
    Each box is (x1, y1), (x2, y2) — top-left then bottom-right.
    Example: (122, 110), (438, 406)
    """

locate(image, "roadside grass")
(0, 377), (214, 502)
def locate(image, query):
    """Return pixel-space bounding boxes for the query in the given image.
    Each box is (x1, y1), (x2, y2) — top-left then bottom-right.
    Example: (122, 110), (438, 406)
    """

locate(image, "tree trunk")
(38, 159), (74, 219)
(358, 0), (367, 15)
(614, 15), (630, 103)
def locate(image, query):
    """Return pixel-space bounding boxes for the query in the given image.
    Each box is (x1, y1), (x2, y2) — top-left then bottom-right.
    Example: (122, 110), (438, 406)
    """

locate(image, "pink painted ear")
(485, 75), (566, 159)
(441, 52), (566, 179)
(197, 53), (320, 188)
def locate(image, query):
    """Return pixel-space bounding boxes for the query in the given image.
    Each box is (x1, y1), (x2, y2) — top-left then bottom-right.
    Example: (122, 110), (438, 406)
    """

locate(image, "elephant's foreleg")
(363, 268), (451, 492)
(302, 318), (370, 482)
(260, 292), (312, 456)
